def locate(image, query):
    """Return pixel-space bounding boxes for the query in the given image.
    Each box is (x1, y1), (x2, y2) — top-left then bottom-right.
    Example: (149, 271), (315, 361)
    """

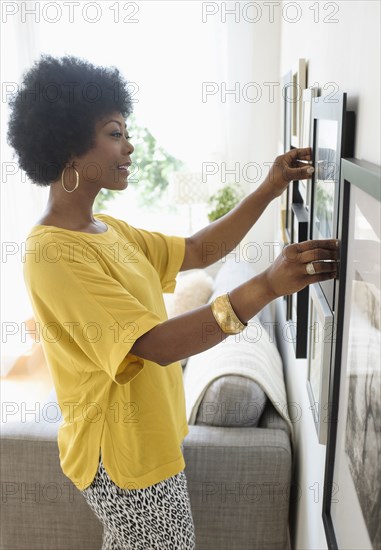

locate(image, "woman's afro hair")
(7, 54), (134, 186)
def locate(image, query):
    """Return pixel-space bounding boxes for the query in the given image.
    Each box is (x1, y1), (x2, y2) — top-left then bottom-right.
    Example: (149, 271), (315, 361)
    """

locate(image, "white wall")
(278, 2), (380, 549)
(216, 6), (282, 274)
(280, 0), (380, 166)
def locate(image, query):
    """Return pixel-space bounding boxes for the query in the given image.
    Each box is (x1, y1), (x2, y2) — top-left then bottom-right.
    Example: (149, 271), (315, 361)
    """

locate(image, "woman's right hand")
(262, 239), (339, 299)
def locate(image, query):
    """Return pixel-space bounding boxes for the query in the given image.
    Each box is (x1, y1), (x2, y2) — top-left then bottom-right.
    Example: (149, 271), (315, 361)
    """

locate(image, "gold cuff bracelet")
(210, 293), (247, 335)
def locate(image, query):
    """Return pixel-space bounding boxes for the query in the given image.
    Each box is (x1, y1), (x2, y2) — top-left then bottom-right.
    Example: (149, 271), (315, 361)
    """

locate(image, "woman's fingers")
(283, 239), (339, 263)
(283, 239), (339, 283)
(293, 160), (313, 168)
(287, 147), (312, 161)
(284, 240), (340, 281)
(266, 239), (339, 298)
(287, 164), (315, 180)
(299, 247), (339, 263)
(283, 148), (314, 181)
(303, 261), (338, 275)
(297, 239), (339, 252)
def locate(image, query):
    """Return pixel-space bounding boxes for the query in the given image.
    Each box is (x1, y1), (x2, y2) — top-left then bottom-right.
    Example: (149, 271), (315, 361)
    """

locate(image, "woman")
(7, 54), (338, 550)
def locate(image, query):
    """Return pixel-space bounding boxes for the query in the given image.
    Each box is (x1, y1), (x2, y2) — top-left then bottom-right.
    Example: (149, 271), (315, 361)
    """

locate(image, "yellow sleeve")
(23, 235), (163, 386)
(133, 229), (186, 293)
(109, 217), (186, 293)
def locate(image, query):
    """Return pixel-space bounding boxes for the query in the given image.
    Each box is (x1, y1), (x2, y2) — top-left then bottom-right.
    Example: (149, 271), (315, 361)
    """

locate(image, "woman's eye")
(111, 133), (132, 140)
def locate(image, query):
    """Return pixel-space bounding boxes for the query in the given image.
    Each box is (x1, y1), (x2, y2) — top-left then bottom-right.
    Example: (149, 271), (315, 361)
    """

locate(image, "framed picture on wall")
(322, 158), (381, 550)
(285, 178), (302, 321)
(309, 93), (355, 310)
(285, 178), (301, 243)
(290, 58), (307, 148)
(283, 64), (308, 245)
(298, 87), (319, 209)
(289, 203), (309, 357)
(281, 70), (293, 246)
(306, 282), (334, 445)
(283, 70), (292, 154)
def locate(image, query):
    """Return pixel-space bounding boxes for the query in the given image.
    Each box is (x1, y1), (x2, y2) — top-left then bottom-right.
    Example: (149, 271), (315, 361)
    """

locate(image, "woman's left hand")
(262, 147), (315, 199)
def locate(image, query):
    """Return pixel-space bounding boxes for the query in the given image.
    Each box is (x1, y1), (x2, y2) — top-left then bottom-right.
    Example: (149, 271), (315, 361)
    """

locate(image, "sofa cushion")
(164, 270), (214, 367)
(195, 374), (267, 427)
(43, 385), (58, 406)
(165, 270), (214, 318)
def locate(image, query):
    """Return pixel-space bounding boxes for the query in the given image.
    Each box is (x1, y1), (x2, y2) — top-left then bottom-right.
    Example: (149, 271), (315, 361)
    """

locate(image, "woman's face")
(73, 111), (134, 191)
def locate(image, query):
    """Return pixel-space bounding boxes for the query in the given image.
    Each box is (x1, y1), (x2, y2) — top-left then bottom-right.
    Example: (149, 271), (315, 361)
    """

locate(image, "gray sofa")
(0, 255), (292, 550)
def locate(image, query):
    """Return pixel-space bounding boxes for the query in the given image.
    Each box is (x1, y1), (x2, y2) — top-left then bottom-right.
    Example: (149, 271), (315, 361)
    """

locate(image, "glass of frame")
(313, 119), (338, 240)
(306, 282), (334, 445)
(323, 158), (381, 550)
(310, 93), (355, 311)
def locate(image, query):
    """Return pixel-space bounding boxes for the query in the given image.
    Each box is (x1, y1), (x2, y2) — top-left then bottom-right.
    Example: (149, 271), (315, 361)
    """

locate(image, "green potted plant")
(207, 184), (245, 222)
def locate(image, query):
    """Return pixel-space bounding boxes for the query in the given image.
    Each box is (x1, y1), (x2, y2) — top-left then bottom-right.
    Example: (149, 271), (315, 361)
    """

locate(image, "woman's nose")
(123, 139), (133, 155)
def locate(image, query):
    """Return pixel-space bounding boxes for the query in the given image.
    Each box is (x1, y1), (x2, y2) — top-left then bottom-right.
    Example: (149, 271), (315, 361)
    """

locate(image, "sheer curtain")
(1, 1), (281, 372)
(1, 12), (49, 374)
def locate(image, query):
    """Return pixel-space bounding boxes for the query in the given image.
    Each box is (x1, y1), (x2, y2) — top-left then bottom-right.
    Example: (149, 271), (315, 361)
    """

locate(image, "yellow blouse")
(23, 213), (188, 491)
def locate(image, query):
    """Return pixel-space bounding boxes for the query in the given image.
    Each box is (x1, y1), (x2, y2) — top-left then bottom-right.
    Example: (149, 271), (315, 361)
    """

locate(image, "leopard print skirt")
(81, 449), (196, 549)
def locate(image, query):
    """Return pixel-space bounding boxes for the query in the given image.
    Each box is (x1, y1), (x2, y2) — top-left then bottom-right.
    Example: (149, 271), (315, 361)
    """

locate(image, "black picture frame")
(309, 93), (355, 311)
(282, 70), (293, 311)
(322, 158), (381, 549)
(285, 173), (304, 321)
(285, 177), (303, 321)
(287, 88), (319, 356)
(289, 203), (309, 357)
(286, 176), (303, 241)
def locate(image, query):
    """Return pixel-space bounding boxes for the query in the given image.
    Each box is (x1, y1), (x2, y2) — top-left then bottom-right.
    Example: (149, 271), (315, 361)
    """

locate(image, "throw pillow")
(166, 270), (214, 318)
(164, 270), (214, 367)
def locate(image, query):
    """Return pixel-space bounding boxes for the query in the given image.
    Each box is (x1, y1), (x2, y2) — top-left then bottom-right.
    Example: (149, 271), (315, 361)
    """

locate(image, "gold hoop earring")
(61, 165), (80, 193)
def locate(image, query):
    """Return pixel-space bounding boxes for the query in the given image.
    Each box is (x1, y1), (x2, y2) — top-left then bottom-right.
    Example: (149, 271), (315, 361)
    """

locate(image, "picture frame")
(289, 203), (309, 357)
(290, 58), (307, 148)
(283, 70), (292, 153)
(285, 178), (301, 243)
(306, 282), (334, 445)
(285, 177), (303, 322)
(298, 87), (319, 209)
(322, 158), (381, 550)
(309, 93), (355, 310)
(281, 70), (293, 246)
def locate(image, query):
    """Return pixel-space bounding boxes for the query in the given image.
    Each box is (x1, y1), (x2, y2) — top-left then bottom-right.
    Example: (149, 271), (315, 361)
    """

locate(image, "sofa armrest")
(0, 417), (60, 440)
(0, 421), (103, 550)
(183, 424), (291, 550)
(259, 398), (292, 436)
